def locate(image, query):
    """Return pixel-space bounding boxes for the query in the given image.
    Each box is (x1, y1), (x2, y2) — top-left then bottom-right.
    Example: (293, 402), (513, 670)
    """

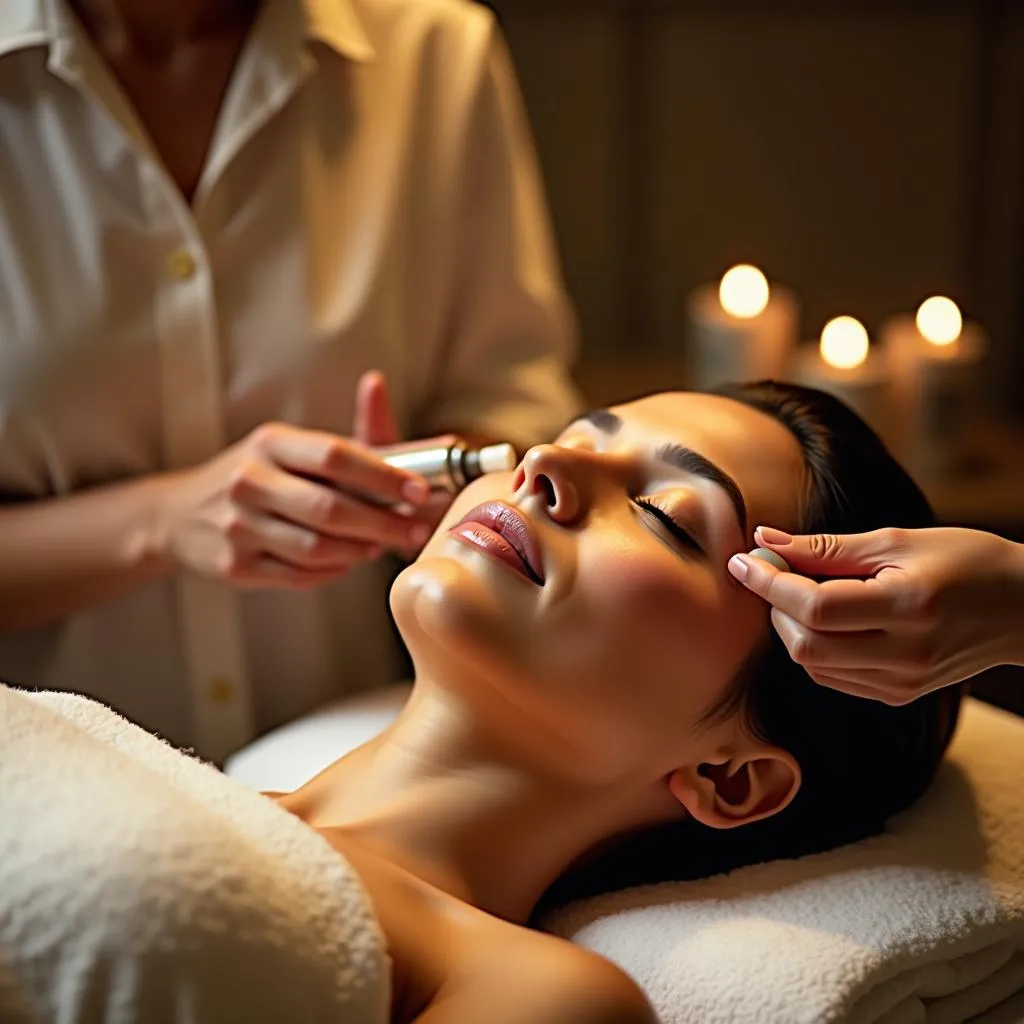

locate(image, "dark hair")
(536, 381), (962, 914)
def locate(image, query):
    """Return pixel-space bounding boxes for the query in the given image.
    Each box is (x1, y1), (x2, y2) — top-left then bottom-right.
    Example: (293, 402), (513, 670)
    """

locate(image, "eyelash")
(634, 498), (703, 554)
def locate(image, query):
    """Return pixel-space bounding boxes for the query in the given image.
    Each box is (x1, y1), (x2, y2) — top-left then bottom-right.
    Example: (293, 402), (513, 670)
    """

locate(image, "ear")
(667, 745), (801, 830)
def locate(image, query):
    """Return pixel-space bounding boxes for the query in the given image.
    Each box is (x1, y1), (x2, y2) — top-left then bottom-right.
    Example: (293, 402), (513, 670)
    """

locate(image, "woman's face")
(390, 392), (807, 781)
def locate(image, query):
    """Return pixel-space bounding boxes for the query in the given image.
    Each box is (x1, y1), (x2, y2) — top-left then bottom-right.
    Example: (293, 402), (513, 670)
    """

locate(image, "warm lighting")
(820, 316), (869, 370)
(915, 296), (962, 347)
(719, 265), (770, 319)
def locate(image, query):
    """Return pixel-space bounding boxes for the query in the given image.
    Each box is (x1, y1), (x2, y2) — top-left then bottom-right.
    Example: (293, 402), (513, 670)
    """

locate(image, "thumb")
(354, 370), (401, 447)
(753, 526), (899, 578)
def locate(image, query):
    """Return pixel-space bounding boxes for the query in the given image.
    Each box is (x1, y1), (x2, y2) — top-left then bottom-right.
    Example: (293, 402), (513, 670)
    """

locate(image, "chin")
(391, 547), (646, 778)
(390, 551), (523, 680)
(390, 556), (606, 773)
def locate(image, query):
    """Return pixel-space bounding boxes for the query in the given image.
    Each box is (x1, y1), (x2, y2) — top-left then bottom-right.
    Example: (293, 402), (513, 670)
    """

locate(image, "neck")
(69, 0), (257, 47)
(287, 679), (678, 924)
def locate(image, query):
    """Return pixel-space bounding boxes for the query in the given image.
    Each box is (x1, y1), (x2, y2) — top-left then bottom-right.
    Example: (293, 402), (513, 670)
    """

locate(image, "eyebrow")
(575, 407), (748, 534)
(580, 408), (623, 434)
(654, 444), (748, 534)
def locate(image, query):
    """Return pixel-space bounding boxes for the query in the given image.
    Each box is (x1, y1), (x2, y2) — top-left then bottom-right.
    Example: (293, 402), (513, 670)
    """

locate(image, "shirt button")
(166, 248), (198, 281)
(208, 676), (236, 705)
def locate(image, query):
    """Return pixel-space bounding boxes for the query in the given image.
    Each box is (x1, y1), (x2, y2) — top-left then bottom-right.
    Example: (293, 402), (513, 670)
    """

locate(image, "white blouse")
(0, 0), (580, 760)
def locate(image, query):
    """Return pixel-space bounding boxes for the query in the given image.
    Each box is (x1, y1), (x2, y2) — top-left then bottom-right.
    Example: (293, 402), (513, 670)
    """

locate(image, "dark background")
(489, 0), (1024, 712)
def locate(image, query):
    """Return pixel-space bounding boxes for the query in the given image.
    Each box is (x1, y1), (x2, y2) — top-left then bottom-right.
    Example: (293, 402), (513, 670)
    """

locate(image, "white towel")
(0, 683), (390, 1024)
(545, 698), (1024, 1024)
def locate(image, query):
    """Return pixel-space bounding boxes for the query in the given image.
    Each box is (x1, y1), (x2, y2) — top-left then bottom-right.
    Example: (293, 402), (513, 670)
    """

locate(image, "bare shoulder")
(534, 941), (657, 1024)
(416, 928), (657, 1024)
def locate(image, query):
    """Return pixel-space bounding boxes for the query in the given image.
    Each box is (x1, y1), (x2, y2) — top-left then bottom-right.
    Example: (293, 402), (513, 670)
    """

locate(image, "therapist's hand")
(151, 372), (432, 590)
(354, 370), (455, 559)
(728, 526), (1024, 704)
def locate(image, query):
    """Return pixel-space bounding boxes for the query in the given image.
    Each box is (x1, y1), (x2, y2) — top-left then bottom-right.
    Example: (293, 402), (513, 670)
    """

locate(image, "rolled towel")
(545, 698), (1024, 1024)
(0, 683), (389, 1024)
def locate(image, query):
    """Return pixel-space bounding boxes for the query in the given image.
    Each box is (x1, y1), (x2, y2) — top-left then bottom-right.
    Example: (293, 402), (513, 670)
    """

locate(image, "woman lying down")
(1, 381), (961, 1024)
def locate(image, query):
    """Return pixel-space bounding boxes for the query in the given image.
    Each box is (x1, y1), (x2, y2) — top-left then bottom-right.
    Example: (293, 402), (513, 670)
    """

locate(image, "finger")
(258, 424), (429, 506)
(240, 509), (383, 571)
(730, 553), (896, 630)
(771, 607), (907, 670)
(354, 370), (401, 447)
(234, 464), (430, 550)
(770, 610), (933, 684)
(418, 490), (455, 529)
(752, 525), (904, 578)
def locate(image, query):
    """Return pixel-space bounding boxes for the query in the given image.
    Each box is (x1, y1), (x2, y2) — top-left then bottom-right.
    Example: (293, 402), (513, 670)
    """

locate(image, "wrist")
(121, 474), (178, 576)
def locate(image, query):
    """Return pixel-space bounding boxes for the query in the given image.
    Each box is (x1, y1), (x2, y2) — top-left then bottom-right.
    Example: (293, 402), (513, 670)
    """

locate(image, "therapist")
(729, 526), (1024, 704)
(0, 0), (581, 761)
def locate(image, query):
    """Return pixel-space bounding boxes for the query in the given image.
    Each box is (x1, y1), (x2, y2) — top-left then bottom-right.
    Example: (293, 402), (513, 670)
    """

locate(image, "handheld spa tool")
(747, 547), (792, 573)
(381, 440), (517, 494)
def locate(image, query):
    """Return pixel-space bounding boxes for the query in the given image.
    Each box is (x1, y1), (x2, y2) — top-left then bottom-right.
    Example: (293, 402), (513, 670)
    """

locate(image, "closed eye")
(634, 498), (703, 555)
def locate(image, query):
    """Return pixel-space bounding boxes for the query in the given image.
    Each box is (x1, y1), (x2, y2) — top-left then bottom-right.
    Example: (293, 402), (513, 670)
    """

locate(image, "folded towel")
(544, 697), (1024, 1024)
(0, 683), (389, 1024)
(227, 689), (1024, 1022)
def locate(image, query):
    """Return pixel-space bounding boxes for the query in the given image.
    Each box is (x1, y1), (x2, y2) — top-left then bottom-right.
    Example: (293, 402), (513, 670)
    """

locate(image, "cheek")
(583, 533), (715, 621)
(586, 549), (726, 668)
(563, 543), (767, 729)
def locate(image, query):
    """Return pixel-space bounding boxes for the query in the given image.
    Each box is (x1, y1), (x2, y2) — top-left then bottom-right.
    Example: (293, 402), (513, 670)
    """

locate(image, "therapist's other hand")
(728, 525), (1024, 704)
(152, 412), (431, 590)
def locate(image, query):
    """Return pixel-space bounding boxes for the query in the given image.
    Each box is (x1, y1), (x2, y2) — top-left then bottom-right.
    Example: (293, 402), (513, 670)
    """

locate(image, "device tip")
(478, 443), (517, 474)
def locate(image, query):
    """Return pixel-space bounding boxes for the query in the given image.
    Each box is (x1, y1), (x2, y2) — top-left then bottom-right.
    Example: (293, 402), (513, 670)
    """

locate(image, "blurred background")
(487, 0), (1024, 706)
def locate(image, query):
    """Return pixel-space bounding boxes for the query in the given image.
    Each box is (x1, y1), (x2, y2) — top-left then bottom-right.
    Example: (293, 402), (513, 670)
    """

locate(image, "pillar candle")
(686, 265), (799, 389)
(881, 297), (986, 478)
(794, 315), (893, 445)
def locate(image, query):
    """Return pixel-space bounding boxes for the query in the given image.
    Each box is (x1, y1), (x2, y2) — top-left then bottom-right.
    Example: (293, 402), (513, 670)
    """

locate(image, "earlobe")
(668, 747), (801, 830)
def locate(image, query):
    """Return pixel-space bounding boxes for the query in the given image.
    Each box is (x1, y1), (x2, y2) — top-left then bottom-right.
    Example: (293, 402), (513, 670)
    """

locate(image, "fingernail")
(727, 554), (750, 582)
(755, 526), (792, 546)
(402, 479), (430, 505)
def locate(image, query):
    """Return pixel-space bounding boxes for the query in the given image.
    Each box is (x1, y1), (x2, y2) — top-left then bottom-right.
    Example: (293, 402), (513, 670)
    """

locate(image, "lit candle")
(794, 316), (893, 443)
(881, 296), (986, 477)
(685, 264), (799, 389)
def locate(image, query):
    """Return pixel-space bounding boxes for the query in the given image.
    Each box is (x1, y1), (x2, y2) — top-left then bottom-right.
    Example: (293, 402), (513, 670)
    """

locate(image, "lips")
(449, 501), (545, 585)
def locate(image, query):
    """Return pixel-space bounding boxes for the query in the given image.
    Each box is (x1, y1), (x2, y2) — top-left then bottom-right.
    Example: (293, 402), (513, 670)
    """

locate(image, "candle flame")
(719, 265), (770, 319)
(916, 296), (962, 347)
(820, 316), (869, 370)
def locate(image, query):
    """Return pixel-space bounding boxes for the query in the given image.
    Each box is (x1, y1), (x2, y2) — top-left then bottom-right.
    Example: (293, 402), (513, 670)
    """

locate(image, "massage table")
(228, 686), (1024, 1024)
(2, 682), (1023, 1023)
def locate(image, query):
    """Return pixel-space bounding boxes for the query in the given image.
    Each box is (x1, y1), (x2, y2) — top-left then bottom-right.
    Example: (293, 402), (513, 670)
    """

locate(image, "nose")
(513, 443), (593, 524)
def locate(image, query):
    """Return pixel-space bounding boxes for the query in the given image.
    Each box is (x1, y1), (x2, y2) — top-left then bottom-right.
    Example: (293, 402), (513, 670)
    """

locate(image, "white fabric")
(0, 682), (390, 1023)
(0, 0), (579, 761)
(227, 692), (1024, 1024)
(226, 682), (414, 791)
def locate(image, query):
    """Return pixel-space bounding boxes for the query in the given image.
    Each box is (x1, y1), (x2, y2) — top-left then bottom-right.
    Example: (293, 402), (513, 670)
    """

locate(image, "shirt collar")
(0, 0), (51, 58)
(303, 0), (376, 63)
(0, 0), (376, 64)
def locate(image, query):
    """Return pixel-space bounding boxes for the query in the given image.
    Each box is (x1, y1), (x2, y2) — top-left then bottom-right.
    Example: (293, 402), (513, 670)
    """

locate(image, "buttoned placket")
(140, 76), (317, 760)
(139, 158), (256, 763)
(45, 9), (318, 760)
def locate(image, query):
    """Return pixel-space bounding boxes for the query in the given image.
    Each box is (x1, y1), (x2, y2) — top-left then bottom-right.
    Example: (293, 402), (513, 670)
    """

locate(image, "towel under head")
(225, 684), (1024, 1023)
(545, 697), (1024, 1024)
